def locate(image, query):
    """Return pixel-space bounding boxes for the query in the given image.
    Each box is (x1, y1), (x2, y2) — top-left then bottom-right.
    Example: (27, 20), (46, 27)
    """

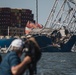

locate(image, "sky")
(0, 0), (54, 26)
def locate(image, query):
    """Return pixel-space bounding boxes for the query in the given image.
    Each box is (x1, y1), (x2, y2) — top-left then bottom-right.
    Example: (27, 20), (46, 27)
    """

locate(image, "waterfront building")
(0, 7), (35, 36)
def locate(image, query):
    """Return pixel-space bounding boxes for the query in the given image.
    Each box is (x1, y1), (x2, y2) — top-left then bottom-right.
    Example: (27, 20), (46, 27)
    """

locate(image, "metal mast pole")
(36, 0), (38, 23)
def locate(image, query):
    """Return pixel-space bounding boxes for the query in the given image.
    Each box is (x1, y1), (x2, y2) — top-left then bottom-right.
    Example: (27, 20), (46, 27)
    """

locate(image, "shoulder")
(7, 51), (21, 66)
(6, 51), (20, 61)
(7, 51), (17, 57)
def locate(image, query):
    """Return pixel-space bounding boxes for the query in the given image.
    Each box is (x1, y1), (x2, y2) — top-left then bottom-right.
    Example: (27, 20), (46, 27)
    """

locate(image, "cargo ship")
(0, 33), (76, 53)
(0, 0), (76, 53)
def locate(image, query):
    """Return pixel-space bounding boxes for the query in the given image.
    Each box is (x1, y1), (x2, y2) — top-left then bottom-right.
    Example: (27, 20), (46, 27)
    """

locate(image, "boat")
(0, 38), (16, 48)
(29, 0), (76, 52)
(0, 38), (16, 53)
(0, 33), (76, 53)
(33, 34), (76, 52)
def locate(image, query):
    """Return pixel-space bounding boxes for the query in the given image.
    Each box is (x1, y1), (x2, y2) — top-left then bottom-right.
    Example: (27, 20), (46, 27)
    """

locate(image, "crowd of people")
(0, 36), (42, 75)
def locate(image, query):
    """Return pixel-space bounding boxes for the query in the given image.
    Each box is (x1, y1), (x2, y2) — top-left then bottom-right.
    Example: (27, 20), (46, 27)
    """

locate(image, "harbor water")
(37, 52), (76, 75)
(1, 52), (76, 75)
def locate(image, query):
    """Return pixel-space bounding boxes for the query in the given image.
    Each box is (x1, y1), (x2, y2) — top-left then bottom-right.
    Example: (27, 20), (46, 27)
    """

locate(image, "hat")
(11, 39), (23, 48)
(6, 39), (24, 52)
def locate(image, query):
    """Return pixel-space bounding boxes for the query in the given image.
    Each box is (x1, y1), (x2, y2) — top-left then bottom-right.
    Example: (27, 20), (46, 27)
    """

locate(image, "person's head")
(23, 36), (40, 53)
(25, 37), (40, 50)
(8, 39), (24, 56)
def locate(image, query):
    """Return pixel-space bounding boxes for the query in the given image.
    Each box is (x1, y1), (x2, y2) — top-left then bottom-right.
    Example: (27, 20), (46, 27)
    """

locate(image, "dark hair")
(24, 37), (42, 75)
(0, 55), (2, 63)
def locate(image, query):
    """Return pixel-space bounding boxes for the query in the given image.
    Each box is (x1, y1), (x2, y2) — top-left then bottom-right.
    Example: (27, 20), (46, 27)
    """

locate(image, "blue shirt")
(0, 51), (21, 75)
